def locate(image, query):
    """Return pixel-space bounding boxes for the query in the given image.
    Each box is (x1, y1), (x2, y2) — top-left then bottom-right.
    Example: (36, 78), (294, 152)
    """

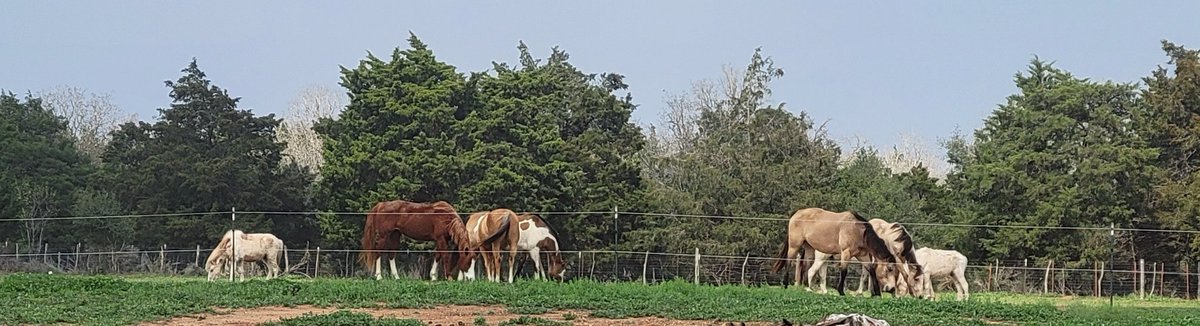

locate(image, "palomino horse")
(509, 213), (567, 282)
(359, 199), (473, 281)
(771, 208), (899, 296)
(205, 230), (285, 281)
(911, 247), (970, 301)
(465, 208), (520, 282)
(807, 218), (923, 296)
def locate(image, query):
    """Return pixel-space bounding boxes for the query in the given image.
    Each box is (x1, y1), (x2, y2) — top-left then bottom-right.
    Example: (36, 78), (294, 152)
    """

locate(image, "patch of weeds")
(262, 310), (425, 326)
(562, 313), (577, 321)
(474, 316), (489, 326)
(496, 315), (571, 326)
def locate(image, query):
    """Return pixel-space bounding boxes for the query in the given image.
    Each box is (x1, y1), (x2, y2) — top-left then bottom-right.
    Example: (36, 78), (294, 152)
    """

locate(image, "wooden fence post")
(75, 243), (81, 272)
(43, 243), (48, 265)
(1150, 262), (1158, 297)
(641, 251), (649, 284)
(693, 248), (700, 285)
(315, 247), (321, 278)
(1023, 259), (1028, 293)
(1043, 260), (1053, 294)
(1160, 263), (1166, 297)
(741, 253), (750, 286)
(159, 245), (165, 273)
(195, 245), (201, 268)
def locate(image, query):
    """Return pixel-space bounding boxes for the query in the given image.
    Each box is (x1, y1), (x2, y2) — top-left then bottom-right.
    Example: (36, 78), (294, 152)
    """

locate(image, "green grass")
(0, 273), (1196, 325)
(260, 310), (425, 326)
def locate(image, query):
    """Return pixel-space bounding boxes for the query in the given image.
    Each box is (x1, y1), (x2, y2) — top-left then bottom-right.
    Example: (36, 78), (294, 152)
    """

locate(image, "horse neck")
(446, 215), (470, 249)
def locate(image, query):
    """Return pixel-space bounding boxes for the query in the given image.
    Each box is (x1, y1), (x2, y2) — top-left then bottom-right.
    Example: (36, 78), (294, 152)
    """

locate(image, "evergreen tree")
(98, 59), (314, 247)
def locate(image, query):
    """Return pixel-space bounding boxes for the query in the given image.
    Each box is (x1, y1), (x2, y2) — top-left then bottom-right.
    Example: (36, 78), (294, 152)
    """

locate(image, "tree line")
(2, 35), (1198, 268)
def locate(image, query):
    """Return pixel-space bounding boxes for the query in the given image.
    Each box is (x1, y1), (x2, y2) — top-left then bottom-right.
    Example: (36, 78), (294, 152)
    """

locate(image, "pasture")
(0, 273), (1195, 325)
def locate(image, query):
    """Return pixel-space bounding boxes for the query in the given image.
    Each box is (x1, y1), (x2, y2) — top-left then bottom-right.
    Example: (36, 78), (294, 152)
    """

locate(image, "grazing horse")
(807, 218), (923, 296)
(359, 199), (473, 281)
(465, 208), (520, 282)
(771, 208), (899, 296)
(912, 247), (970, 301)
(508, 213), (567, 282)
(205, 230), (285, 282)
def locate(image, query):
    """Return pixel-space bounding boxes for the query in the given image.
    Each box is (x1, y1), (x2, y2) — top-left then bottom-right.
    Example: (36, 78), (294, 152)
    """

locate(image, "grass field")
(0, 273), (1196, 325)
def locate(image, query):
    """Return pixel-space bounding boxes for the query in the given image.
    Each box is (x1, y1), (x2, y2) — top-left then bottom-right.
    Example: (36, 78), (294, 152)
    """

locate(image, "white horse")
(911, 247), (970, 301)
(205, 230), (286, 281)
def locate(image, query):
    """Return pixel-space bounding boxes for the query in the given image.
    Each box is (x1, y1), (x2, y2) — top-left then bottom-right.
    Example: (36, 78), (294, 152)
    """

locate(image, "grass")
(0, 273), (1196, 325)
(261, 310), (424, 326)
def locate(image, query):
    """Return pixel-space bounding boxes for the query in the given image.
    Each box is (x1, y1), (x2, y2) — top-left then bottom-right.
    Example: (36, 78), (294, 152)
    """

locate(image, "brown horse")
(359, 199), (473, 281)
(771, 208), (899, 296)
(465, 208), (520, 282)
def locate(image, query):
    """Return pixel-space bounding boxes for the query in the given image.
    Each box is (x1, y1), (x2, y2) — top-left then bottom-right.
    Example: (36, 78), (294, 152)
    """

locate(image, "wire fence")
(1, 209), (1199, 300)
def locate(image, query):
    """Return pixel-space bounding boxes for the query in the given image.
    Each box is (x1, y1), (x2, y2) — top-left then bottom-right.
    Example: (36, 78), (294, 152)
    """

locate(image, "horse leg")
(856, 260), (869, 295)
(954, 267), (970, 301)
(389, 256), (400, 280)
(806, 251), (826, 294)
(506, 247), (517, 283)
(788, 246), (802, 288)
(529, 247), (543, 280)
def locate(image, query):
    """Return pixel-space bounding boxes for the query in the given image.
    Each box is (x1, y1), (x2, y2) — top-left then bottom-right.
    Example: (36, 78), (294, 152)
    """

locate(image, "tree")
(36, 86), (128, 162)
(98, 59), (314, 248)
(0, 92), (89, 248)
(279, 84), (346, 175)
(314, 34), (470, 248)
(954, 59), (1157, 262)
(1135, 40), (1200, 261)
(632, 49), (842, 256)
(460, 42), (649, 250)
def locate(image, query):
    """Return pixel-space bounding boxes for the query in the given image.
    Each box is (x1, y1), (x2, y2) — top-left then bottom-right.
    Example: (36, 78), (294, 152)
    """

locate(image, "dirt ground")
(139, 304), (779, 326)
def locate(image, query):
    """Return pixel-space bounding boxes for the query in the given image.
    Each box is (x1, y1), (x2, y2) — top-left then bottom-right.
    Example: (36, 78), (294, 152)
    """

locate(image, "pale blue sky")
(2, 1), (1197, 158)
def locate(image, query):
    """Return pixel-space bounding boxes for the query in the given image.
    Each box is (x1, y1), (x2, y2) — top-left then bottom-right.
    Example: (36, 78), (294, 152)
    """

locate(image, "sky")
(3, 1), (1198, 160)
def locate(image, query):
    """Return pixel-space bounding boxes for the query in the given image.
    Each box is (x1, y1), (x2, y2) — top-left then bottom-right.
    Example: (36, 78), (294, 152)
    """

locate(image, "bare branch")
(279, 84), (347, 175)
(37, 86), (125, 161)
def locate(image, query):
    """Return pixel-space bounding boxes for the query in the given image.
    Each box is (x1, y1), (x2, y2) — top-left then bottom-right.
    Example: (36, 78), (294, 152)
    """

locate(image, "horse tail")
(482, 213), (512, 245)
(359, 204), (381, 273)
(771, 236), (789, 273)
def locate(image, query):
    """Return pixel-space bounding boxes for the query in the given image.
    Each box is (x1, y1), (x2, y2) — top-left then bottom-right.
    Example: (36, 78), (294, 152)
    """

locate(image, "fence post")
(230, 207), (236, 282)
(14, 243), (18, 261)
(1108, 224), (1115, 307)
(195, 245), (201, 268)
(159, 244), (165, 273)
(284, 244), (290, 276)
(1139, 259), (1145, 299)
(315, 247), (321, 278)
(1150, 262), (1157, 297)
(741, 253), (750, 286)
(1023, 258), (1029, 293)
(1043, 260), (1053, 294)
(75, 243), (81, 272)
(693, 248), (700, 285)
(641, 251), (649, 284)
(43, 243), (48, 265)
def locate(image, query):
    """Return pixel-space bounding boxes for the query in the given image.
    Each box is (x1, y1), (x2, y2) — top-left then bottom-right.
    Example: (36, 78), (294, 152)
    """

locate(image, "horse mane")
(433, 201), (471, 251)
(888, 222), (923, 276)
(205, 231), (234, 267)
(851, 211), (896, 262)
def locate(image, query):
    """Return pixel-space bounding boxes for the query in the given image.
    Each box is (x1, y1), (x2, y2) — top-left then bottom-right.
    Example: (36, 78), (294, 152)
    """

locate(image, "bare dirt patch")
(138, 304), (776, 326)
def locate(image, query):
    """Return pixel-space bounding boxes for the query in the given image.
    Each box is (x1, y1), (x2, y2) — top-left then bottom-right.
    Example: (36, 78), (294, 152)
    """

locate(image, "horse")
(359, 199), (473, 281)
(806, 218), (923, 296)
(508, 213), (566, 282)
(465, 208), (521, 282)
(770, 208), (899, 296)
(205, 230), (285, 282)
(911, 247), (970, 301)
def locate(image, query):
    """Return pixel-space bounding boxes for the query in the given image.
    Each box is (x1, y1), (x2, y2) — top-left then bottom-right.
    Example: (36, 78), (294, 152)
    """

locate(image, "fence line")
(3, 209), (1200, 235)
(2, 246), (1197, 299)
